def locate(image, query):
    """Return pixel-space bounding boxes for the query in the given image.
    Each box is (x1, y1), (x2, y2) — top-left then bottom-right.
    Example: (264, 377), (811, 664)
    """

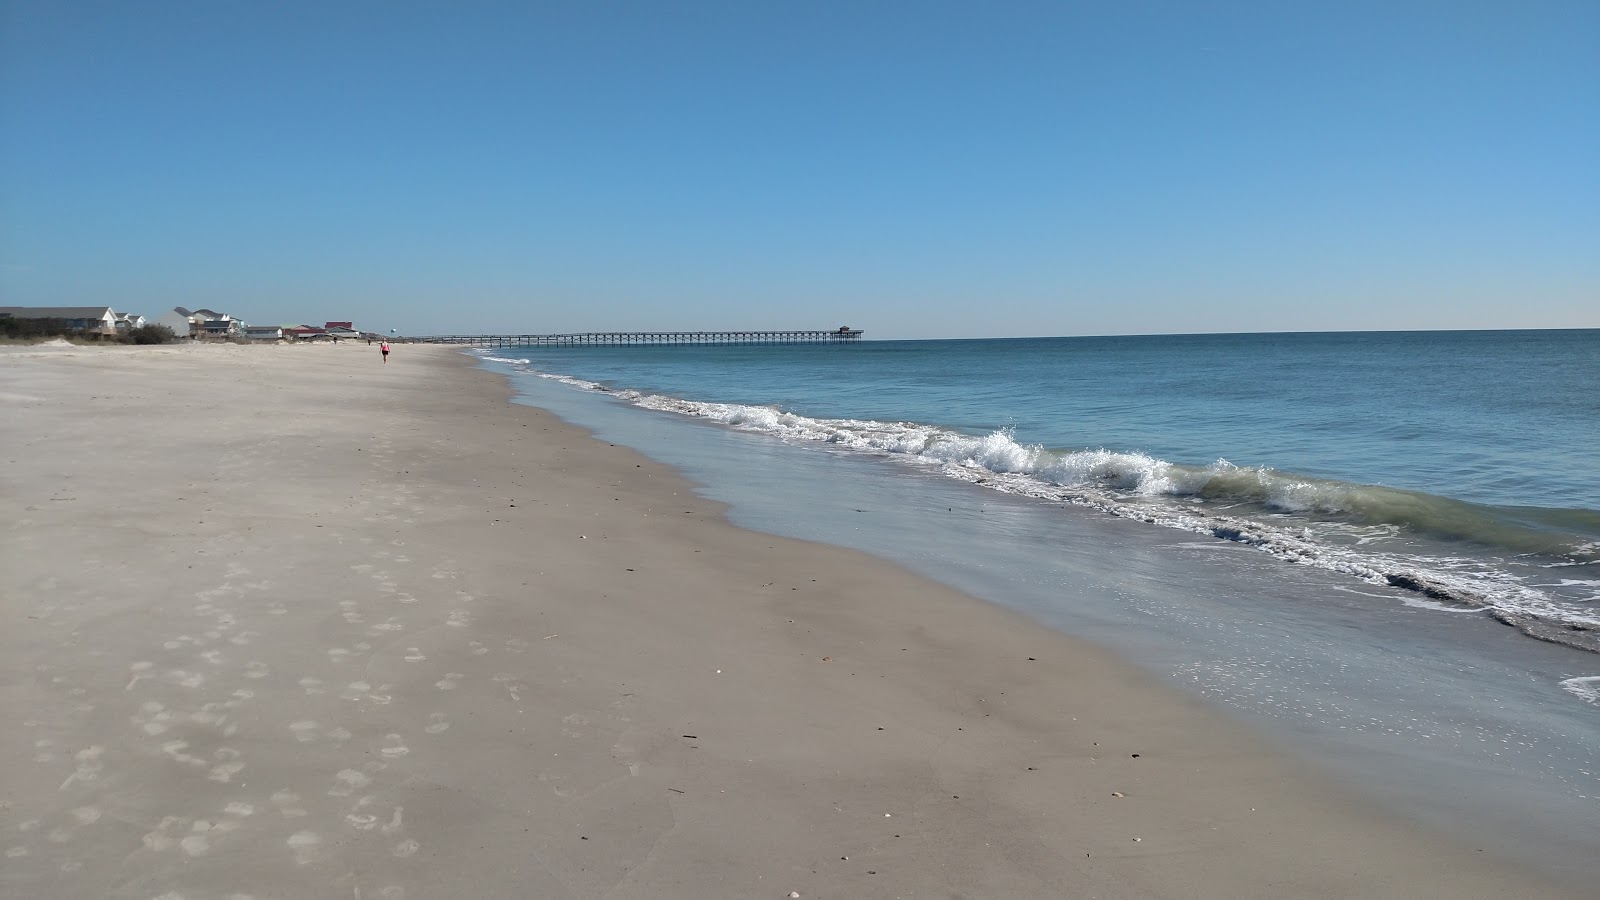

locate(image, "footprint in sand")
(287, 830), (322, 864)
(133, 700), (174, 735)
(140, 815), (185, 852)
(271, 790), (308, 818)
(180, 827), (211, 857)
(161, 739), (206, 768)
(346, 812), (379, 830)
(61, 745), (106, 788)
(328, 769), (371, 798)
(561, 713), (588, 739)
(492, 673), (526, 703)
(208, 748), (245, 783)
(166, 669), (206, 689)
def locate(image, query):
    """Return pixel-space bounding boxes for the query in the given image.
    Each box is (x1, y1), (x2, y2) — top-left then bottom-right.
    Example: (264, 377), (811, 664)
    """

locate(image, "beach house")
(190, 309), (242, 337)
(151, 307), (245, 338)
(153, 307), (197, 336)
(0, 306), (120, 335)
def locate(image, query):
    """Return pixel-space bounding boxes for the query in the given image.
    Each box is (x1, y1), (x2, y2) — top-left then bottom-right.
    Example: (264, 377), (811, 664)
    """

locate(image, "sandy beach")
(0, 341), (1579, 899)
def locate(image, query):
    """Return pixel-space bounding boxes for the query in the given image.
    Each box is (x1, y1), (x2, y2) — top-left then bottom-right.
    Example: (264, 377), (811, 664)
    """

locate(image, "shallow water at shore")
(486, 354), (1600, 886)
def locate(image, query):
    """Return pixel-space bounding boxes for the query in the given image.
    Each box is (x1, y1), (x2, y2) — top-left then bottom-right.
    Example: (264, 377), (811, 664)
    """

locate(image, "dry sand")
(0, 341), (1578, 898)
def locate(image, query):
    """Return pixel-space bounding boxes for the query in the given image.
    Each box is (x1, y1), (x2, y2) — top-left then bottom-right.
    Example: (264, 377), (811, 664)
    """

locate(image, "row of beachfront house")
(1, 306), (361, 342)
(0, 306), (150, 335)
(155, 310), (362, 341)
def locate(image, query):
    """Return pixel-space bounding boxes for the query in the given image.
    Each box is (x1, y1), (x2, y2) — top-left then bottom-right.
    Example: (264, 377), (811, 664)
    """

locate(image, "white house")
(0, 306), (119, 335)
(153, 307), (198, 337)
(151, 307), (248, 338)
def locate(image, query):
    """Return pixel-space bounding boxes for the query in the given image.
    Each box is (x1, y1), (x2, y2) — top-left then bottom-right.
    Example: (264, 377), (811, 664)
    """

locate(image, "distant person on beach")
(380, 340), (390, 364)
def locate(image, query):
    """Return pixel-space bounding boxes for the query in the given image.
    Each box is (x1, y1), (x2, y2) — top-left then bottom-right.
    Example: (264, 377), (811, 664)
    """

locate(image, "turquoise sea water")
(481, 329), (1600, 647)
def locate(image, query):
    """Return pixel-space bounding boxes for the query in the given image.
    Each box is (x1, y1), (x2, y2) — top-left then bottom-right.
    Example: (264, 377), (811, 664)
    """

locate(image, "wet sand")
(0, 341), (1579, 898)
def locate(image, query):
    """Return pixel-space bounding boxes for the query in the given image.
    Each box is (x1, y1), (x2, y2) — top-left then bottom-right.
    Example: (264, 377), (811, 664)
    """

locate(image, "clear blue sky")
(2, 1), (1595, 338)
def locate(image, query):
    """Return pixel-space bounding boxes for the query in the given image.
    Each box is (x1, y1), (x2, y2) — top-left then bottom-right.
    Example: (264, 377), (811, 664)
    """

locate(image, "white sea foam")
(1559, 676), (1600, 705)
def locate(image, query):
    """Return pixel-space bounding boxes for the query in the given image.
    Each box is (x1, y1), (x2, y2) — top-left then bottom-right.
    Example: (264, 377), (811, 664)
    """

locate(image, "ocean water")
(471, 330), (1600, 883)
(482, 329), (1600, 650)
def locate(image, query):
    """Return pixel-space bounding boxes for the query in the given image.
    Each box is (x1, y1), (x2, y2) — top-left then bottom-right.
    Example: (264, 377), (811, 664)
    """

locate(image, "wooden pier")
(421, 329), (863, 348)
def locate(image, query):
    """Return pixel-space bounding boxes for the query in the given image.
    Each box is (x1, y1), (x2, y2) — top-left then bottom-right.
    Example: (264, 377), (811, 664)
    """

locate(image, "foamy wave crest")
(467, 349), (533, 366)
(625, 396), (1595, 556)
(1560, 676), (1600, 705)
(633, 398), (1196, 495)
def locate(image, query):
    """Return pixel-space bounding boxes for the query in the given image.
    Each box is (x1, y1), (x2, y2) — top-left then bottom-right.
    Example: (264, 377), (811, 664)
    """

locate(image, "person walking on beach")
(379, 340), (390, 364)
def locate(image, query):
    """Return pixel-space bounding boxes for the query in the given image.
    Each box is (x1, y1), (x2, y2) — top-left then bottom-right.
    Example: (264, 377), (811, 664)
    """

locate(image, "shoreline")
(1, 341), (1581, 898)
